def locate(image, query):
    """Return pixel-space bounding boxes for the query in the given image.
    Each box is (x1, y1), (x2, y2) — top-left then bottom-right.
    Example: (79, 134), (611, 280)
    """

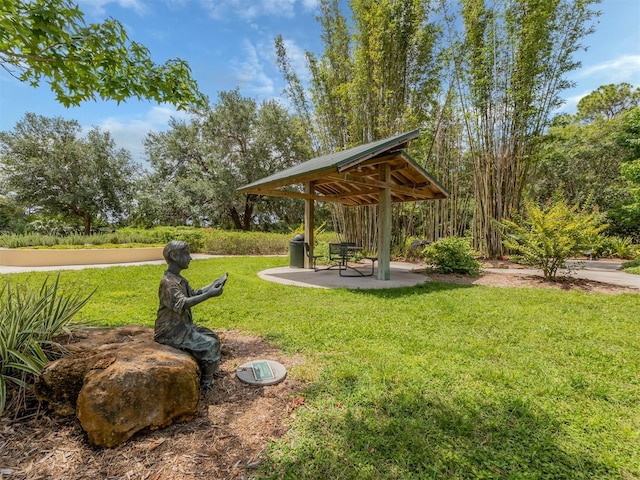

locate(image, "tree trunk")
(83, 211), (91, 235)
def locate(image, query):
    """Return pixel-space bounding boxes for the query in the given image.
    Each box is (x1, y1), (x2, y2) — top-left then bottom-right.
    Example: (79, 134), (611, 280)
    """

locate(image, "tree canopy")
(0, 0), (204, 109)
(577, 83), (640, 121)
(138, 90), (312, 230)
(0, 113), (139, 234)
(529, 85), (640, 240)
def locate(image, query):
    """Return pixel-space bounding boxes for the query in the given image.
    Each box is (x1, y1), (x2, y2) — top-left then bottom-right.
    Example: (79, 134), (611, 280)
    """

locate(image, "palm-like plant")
(0, 275), (94, 416)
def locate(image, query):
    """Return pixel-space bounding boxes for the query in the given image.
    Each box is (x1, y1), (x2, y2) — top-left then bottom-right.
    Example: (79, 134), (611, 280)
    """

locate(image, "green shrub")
(0, 227), (341, 256)
(606, 236), (636, 259)
(202, 230), (289, 255)
(422, 237), (480, 275)
(0, 276), (94, 417)
(622, 258), (640, 275)
(500, 199), (608, 279)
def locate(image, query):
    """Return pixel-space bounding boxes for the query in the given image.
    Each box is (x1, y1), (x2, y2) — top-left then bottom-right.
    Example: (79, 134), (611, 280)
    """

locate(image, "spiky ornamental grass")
(0, 275), (93, 416)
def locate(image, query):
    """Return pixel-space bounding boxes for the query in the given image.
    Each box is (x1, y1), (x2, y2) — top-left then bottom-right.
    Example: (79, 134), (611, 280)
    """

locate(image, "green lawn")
(5, 257), (640, 479)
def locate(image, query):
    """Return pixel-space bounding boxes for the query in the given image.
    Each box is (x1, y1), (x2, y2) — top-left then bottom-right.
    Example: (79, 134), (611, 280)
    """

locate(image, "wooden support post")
(378, 164), (391, 280)
(304, 182), (315, 269)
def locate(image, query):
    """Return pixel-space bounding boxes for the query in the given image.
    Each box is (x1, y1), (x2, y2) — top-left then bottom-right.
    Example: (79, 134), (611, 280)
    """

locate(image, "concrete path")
(484, 266), (640, 289)
(258, 262), (430, 290)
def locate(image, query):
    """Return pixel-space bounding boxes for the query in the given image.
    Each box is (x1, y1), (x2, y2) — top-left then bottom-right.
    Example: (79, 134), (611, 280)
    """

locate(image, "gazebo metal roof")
(237, 129), (449, 204)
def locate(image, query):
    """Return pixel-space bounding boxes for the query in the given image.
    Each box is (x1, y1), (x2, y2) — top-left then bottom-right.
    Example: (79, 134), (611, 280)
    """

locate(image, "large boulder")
(36, 326), (200, 447)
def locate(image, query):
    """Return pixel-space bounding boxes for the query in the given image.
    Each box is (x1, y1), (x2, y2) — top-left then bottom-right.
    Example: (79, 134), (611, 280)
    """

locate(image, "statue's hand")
(214, 272), (228, 288)
(208, 284), (223, 298)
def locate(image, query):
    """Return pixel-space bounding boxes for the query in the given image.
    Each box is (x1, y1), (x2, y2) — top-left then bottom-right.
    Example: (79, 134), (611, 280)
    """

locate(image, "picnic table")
(328, 242), (377, 277)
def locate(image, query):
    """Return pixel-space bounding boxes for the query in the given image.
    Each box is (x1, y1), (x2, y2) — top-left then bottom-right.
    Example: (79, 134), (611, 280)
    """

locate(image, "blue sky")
(1, 0), (639, 163)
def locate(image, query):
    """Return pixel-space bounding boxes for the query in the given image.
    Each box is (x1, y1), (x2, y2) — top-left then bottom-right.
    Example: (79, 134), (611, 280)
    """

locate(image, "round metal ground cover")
(236, 359), (287, 386)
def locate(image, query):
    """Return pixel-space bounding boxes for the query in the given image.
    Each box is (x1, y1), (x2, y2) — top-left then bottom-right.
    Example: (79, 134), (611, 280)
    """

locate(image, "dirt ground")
(1, 269), (637, 480)
(436, 260), (640, 294)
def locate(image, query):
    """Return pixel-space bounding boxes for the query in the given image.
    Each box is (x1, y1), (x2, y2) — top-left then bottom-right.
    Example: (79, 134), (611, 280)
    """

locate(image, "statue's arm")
(182, 288), (222, 308)
(163, 276), (222, 313)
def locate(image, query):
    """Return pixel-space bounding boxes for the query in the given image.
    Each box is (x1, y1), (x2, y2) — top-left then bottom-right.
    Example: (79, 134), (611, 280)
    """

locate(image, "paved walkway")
(258, 262), (431, 289)
(484, 267), (640, 289)
(0, 256), (638, 290)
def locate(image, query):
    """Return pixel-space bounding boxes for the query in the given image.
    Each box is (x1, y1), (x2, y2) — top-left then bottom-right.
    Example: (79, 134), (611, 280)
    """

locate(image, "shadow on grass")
(348, 278), (474, 299)
(263, 386), (616, 479)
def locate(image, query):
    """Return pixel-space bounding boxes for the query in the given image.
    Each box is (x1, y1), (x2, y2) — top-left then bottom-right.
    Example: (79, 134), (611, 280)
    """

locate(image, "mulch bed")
(1, 331), (307, 480)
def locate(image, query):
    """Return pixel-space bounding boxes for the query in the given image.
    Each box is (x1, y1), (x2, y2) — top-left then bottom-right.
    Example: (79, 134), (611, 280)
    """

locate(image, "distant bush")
(0, 231), (162, 249)
(0, 228), (294, 255)
(0, 228), (345, 256)
(622, 258), (640, 275)
(202, 230), (289, 255)
(602, 236), (636, 259)
(422, 237), (480, 275)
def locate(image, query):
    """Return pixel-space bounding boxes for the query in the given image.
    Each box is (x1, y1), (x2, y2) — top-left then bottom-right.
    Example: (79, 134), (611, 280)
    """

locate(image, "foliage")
(608, 107), (640, 237)
(138, 89), (311, 230)
(0, 196), (27, 233)
(530, 87), (640, 239)
(276, 0), (442, 252)
(0, 113), (139, 234)
(422, 236), (480, 275)
(577, 83), (640, 121)
(530, 115), (629, 215)
(622, 259), (640, 275)
(599, 236), (636, 259)
(202, 231), (290, 256)
(0, 0), (203, 109)
(0, 227), (316, 256)
(457, 0), (600, 257)
(0, 275), (93, 416)
(5, 258), (640, 477)
(500, 199), (608, 279)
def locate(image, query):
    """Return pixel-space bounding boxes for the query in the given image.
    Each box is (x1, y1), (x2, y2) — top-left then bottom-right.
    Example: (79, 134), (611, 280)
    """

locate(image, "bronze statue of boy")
(154, 240), (228, 390)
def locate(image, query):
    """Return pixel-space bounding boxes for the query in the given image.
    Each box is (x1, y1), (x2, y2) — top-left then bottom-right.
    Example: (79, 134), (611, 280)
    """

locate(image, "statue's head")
(163, 240), (190, 264)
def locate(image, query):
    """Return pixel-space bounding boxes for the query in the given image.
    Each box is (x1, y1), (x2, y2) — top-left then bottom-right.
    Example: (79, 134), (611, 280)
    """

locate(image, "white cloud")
(197, 0), (313, 20)
(300, 0), (319, 10)
(558, 54), (640, 113)
(559, 92), (586, 113)
(231, 39), (275, 97)
(278, 37), (311, 83)
(77, 0), (147, 17)
(86, 105), (192, 164)
(575, 54), (640, 85)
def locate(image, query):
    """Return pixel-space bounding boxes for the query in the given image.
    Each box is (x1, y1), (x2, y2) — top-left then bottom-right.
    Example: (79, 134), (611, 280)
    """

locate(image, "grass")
(3, 257), (640, 479)
(623, 259), (640, 275)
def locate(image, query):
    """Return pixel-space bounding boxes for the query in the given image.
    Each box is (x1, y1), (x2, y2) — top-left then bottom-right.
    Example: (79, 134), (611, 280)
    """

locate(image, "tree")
(139, 119), (210, 227)
(577, 83), (640, 121)
(612, 107), (640, 237)
(499, 199), (607, 279)
(277, 0), (445, 249)
(0, 113), (139, 234)
(140, 90), (312, 230)
(529, 85), (640, 238)
(457, 0), (600, 257)
(0, 0), (204, 109)
(530, 114), (627, 212)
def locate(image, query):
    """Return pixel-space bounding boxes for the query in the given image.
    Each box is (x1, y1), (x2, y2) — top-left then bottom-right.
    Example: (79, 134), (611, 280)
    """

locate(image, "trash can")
(289, 234), (305, 268)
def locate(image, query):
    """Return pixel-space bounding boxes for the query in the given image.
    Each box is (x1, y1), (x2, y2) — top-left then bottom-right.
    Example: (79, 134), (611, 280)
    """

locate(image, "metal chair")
(305, 243), (322, 271)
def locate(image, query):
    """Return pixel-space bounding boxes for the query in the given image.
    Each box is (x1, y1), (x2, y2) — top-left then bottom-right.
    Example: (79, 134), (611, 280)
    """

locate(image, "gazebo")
(237, 129), (448, 280)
